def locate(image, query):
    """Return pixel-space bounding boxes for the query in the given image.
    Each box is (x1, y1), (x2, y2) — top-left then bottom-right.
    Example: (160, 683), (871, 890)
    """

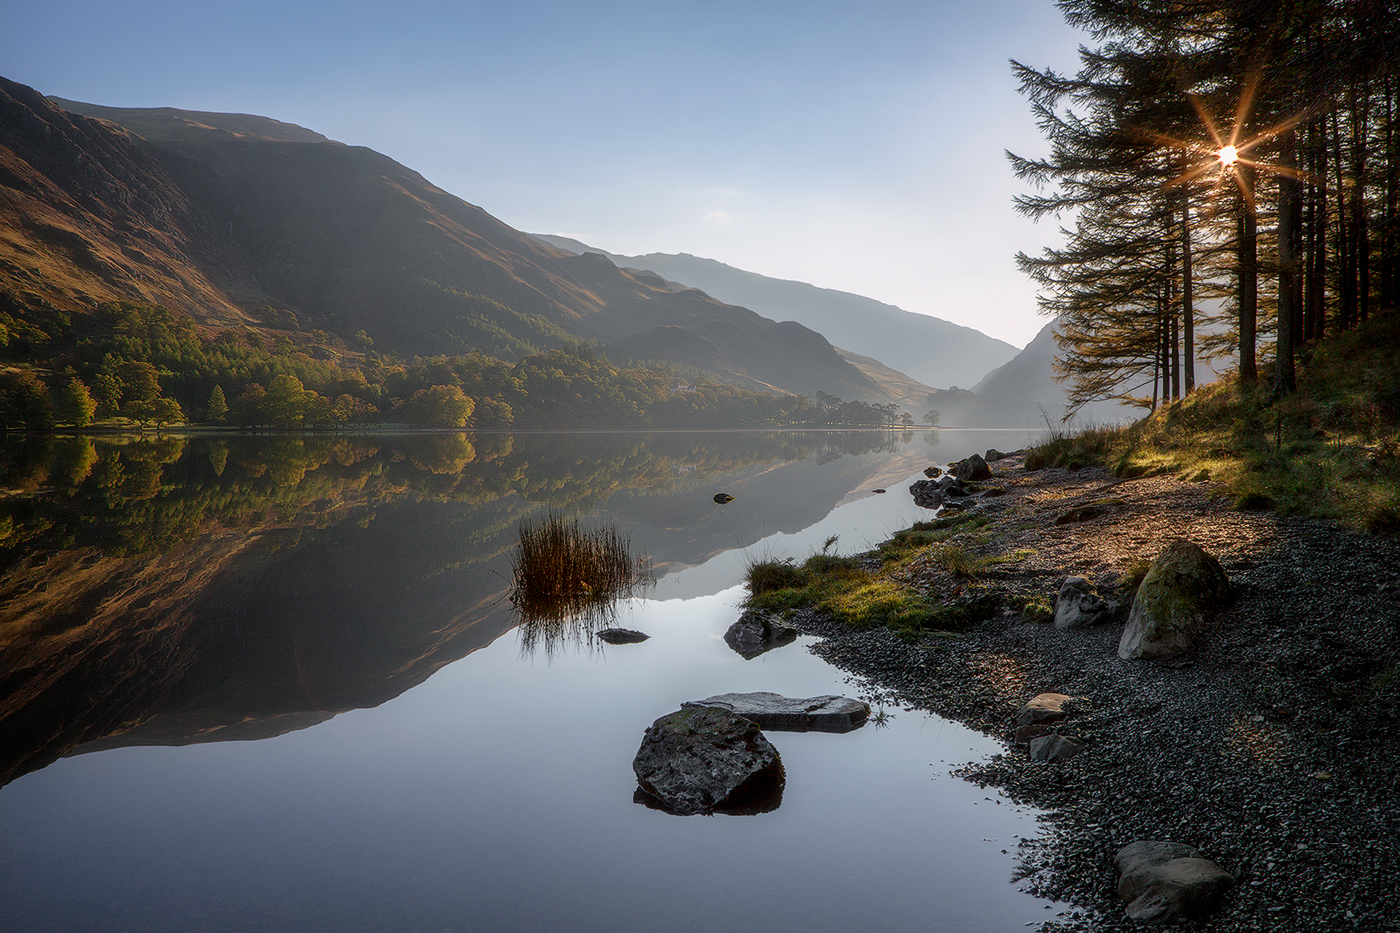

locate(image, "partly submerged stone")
(724, 611), (798, 659)
(1114, 840), (1235, 924)
(713, 492), (735, 504)
(683, 692), (870, 733)
(632, 707), (784, 816)
(597, 628), (650, 645)
(1119, 540), (1231, 660)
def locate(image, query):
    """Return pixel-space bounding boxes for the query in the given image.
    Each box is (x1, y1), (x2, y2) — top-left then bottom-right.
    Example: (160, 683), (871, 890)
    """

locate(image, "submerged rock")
(683, 692), (870, 733)
(1119, 540), (1231, 660)
(632, 707), (784, 816)
(1114, 840), (1235, 924)
(724, 611), (798, 659)
(597, 628), (650, 645)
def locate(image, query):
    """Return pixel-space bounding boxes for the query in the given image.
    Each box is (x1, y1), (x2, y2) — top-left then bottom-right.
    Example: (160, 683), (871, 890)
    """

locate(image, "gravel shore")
(792, 453), (1400, 931)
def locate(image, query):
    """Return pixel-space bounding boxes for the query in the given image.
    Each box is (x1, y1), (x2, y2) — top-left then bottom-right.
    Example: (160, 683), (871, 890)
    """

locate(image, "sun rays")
(1141, 70), (1317, 216)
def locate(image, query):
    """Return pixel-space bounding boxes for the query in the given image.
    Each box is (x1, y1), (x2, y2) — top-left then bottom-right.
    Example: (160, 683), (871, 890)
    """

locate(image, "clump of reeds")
(510, 512), (652, 656)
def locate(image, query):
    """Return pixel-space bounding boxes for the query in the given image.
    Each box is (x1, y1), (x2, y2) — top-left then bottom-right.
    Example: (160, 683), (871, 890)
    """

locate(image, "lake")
(0, 428), (1060, 932)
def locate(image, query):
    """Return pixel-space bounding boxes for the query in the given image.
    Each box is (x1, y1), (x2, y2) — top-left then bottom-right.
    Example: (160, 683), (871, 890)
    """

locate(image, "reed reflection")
(510, 512), (654, 658)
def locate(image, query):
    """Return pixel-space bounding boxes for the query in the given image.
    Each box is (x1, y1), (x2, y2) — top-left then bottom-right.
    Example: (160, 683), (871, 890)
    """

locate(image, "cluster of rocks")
(627, 606), (868, 816)
(790, 451), (1400, 931)
(909, 451), (1009, 511)
(632, 690), (869, 815)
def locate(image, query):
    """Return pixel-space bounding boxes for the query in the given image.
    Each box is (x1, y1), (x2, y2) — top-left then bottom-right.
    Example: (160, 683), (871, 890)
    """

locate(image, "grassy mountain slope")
(2, 76), (881, 401)
(0, 78), (261, 328)
(1026, 312), (1400, 532)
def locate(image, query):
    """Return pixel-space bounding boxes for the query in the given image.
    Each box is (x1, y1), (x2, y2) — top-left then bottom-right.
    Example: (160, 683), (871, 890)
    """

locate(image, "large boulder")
(723, 611), (798, 659)
(683, 692), (870, 733)
(1054, 576), (1110, 630)
(953, 453), (994, 482)
(1114, 840), (1235, 924)
(632, 707), (784, 815)
(1118, 540), (1231, 660)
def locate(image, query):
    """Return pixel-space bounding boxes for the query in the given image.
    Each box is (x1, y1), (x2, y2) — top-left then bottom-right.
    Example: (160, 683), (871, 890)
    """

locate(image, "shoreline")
(789, 452), (1400, 931)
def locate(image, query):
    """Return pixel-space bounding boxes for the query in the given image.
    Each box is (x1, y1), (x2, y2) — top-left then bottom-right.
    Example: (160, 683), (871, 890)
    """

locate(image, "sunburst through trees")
(1010, 1), (1400, 415)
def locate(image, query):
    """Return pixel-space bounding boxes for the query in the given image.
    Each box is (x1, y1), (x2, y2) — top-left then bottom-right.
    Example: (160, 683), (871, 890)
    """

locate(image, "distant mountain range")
(2, 74), (1121, 422)
(0, 76), (889, 402)
(533, 235), (1019, 392)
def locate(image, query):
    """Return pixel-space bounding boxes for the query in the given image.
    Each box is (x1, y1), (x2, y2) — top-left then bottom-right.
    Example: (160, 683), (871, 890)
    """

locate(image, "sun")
(1139, 69), (1314, 215)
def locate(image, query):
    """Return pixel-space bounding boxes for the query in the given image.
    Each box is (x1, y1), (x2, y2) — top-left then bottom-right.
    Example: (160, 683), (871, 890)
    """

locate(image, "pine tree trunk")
(1332, 110), (1356, 329)
(1238, 165), (1258, 384)
(1180, 186), (1195, 393)
(1275, 132), (1300, 397)
(1355, 84), (1371, 323)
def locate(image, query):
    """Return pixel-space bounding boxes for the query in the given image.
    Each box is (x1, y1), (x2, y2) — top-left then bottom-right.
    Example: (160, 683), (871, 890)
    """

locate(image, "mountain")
(0, 76), (881, 402)
(532, 235), (1020, 391)
(967, 319), (1135, 425)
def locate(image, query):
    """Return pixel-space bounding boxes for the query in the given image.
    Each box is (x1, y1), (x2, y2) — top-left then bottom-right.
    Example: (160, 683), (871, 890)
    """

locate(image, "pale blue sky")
(3, 1), (1087, 346)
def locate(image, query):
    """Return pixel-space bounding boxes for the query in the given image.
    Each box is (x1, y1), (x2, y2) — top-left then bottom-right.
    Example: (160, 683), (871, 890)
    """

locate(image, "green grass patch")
(743, 518), (1009, 636)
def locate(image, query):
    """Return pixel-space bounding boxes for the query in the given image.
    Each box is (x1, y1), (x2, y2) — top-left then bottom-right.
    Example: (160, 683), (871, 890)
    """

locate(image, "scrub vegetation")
(742, 511), (1013, 638)
(1024, 313), (1400, 533)
(510, 513), (653, 655)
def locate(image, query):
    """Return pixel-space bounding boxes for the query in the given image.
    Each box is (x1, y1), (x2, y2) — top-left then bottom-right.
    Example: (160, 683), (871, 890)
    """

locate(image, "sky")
(3, 0), (1090, 348)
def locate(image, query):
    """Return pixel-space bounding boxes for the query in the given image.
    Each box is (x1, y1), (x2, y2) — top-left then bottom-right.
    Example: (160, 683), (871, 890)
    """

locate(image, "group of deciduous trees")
(2, 301), (913, 432)
(1012, 0), (1400, 415)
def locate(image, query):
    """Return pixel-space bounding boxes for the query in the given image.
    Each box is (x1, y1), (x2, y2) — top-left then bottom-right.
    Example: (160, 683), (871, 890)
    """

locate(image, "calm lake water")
(0, 428), (1059, 932)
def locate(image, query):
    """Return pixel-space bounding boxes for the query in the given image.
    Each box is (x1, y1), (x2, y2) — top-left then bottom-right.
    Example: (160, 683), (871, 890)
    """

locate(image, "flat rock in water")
(683, 691), (870, 733)
(632, 707), (784, 816)
(1114, 840), (1235, 924)
(597, 628), (650, 645)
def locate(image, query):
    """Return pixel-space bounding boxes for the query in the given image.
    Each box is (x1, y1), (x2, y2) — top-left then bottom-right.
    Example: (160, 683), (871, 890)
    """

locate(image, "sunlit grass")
(742, 509), (1008, 638)
(1023, 314), (1400, 533)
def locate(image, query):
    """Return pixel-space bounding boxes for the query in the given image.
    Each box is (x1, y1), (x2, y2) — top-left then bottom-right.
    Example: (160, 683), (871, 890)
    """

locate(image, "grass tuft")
(510, 512), (652, 654)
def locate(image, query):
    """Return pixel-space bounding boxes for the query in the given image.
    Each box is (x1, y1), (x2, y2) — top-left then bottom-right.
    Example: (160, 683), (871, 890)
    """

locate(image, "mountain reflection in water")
(0, 429), (939, 787)
(0, 427), (1061, 933)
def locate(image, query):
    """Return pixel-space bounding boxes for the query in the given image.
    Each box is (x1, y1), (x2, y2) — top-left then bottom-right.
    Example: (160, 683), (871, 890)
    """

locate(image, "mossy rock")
(1118, 540), (1230, 660)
